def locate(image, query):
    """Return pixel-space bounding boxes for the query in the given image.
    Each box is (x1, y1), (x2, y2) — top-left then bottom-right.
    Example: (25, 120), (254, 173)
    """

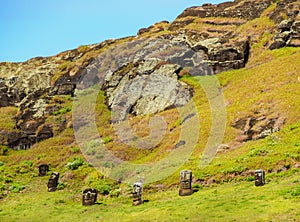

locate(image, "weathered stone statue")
(47, 172), (59, 192)
(38, 164), (49, 176)
(255, 169), (265, 186)
(179, 170), (193, 196)
(132, 182), (143, 206)
(82, 188), (98, 206)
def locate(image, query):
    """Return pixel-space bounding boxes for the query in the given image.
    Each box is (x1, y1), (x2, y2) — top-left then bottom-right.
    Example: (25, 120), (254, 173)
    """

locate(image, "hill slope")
(0, 0), (300, 221)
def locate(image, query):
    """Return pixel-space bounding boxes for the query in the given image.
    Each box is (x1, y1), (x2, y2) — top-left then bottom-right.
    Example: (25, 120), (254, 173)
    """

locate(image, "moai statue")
(82, 188), (98, 206)
(132, 182), (143, 206)
(179, 170), (193, 196)
(38, 164), (49, 176)
(47, 172), (59, 192)
(255, 169), (265, 186)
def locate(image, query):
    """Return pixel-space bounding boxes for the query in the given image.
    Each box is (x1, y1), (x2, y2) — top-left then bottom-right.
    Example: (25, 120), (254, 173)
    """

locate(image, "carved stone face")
(38, 164), (49, 176)
(132, 182), (143, 206)
(82, 188), (98, 206)
(133, 182), (142, 199)
(180, 170), (192, 189)
(255, 169), (265, 186)
(179, 170), (193, 196)
(47, 172), (59, 192)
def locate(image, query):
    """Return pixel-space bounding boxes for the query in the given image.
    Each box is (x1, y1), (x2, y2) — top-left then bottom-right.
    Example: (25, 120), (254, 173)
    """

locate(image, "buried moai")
(179, 170), (193, 196)
(47, 172), (59, 192)
(38, 164), (49, 176)
(82, 188), (98, 206)
(132, 182), (143, 206)
(255, 169), (265, 186)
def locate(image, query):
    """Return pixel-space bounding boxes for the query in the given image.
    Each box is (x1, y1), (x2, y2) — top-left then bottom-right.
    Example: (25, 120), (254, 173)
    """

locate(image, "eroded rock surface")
(104, 61), (192, 119)
(167, 0), (254, 74)
(231, 111), (286, 142)
(176, 0), (275, 20)
(79, 38), (201, 121)
(269, 0), (300, 49)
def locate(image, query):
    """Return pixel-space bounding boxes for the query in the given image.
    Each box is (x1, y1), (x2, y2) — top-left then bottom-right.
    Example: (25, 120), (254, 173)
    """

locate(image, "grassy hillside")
(0, 166), (299, 221)
(0, 1), (300, 221)
(0, 45), (299, 221)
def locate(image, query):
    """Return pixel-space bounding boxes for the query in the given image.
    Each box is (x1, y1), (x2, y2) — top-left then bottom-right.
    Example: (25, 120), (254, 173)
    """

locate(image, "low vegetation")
(0, 1), (299, 221)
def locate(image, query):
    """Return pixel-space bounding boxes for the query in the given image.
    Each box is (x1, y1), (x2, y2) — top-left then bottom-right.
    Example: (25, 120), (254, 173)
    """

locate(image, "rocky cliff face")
(0, 57), (59, 107)
(103, 60), (192, 119)
(176, 0), (274, 20)
(0, 0), (299, 149)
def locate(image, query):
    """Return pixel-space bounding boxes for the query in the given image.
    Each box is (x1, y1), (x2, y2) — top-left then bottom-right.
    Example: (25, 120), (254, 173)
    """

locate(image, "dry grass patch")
(0, 107), (18, 131)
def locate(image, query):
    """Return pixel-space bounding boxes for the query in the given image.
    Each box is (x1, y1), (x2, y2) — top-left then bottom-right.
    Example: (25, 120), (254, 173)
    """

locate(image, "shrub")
(97, 183), (112, 195)
(246, 176), (255, 182)
(15, 160), (34, 174)
(9, 183), (25, 193)
(86, 171), (117, 196)
(290, 187), (300, 197)
(192, 184), (203, 190)
(109, 188), (121, 197)
(57, 182), (67, 190)
(66, 157), (85, 170)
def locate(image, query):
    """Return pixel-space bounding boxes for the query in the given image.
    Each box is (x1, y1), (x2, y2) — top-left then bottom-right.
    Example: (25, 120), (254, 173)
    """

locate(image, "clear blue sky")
(0, 0), (226, 62)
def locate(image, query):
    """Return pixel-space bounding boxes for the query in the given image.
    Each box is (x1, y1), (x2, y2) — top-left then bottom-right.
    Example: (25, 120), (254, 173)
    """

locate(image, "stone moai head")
(38, 164), (49, 176)
(255, 169), (265, 186)
(82, 188), (98, 206)
(132, 182), (143, 206)
(47, 172), (59, 192)
(180, 170), (192, 189)
(179, 170), (193, 196)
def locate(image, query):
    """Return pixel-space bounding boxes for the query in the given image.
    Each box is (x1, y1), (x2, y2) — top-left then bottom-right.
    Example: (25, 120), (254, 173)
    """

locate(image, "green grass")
(0, 173), (300, 221)
(216, 46), (300, 144)
(1, 2), (300, 220)
(191, 122), (300, 183)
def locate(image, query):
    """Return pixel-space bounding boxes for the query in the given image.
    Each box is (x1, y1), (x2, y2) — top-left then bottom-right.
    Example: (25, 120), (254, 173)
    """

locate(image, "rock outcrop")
(166, 0), (257, 74)
(268, 0), (300, 49)
(0, 57), (59, 107)
(176, 0), (275, 20)
(231, 111), (286, 142)
(103, 60), (192, 120)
